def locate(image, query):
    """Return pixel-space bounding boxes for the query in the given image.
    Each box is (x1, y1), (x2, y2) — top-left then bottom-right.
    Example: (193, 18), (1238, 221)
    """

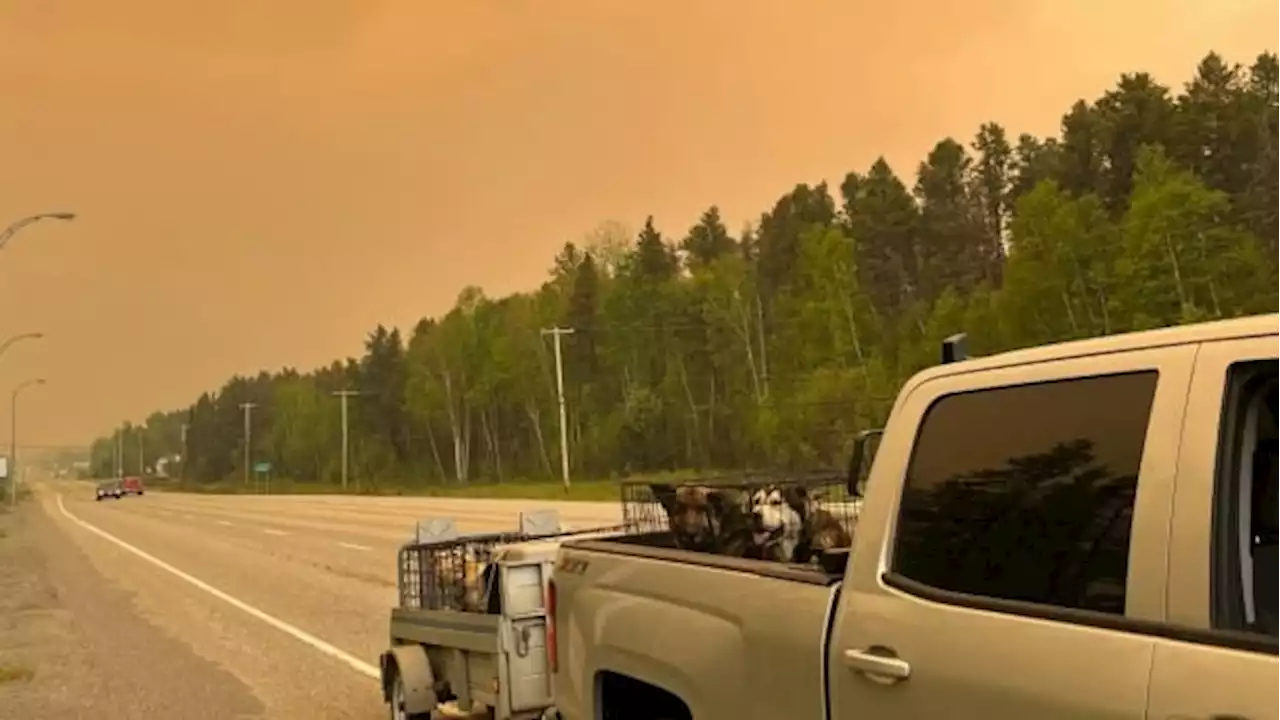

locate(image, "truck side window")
(1212, 362), (1278, 638)
(892, 371), (1159, 615)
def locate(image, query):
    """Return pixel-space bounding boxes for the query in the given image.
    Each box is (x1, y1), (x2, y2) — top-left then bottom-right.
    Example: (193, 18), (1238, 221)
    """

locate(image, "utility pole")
(332, 389), (359, 492)
(137, 430), (145, 476)
(540, 326), (575, 492)
(180, 422), (189, 482)
(239, 402), (256, 486)
(115, 428), (123, 480)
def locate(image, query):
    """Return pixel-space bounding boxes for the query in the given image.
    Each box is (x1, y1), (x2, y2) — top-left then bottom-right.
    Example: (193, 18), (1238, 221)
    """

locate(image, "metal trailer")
(379, 510), (623, 720)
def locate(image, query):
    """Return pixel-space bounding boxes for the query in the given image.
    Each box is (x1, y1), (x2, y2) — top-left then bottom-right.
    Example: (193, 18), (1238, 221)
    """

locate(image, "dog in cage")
(746, 483), (855, 564)
(748, 485), (806, 562)
(428, 544), (492, 612)
(650, 480), (855, 564)
(648, 483), (756, 558)
(788, 485), (855, 565)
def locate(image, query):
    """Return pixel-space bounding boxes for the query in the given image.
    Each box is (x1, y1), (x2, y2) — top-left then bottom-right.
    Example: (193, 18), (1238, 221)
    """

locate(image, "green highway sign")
(253, 461), (272, 474)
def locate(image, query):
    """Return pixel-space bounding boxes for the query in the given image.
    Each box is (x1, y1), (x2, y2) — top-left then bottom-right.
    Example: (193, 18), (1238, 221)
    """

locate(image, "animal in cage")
(648, 483), (755, 558)
(787, 484), (855, 565)
(427, 543), (493, 612)
(462, 546), (487, 612)
(748, 485), (806, 563)
(645, 478), (857, 565)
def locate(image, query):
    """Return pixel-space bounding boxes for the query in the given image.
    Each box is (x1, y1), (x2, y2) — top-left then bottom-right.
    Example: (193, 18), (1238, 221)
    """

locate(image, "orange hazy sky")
(1, 0), (1275, 448)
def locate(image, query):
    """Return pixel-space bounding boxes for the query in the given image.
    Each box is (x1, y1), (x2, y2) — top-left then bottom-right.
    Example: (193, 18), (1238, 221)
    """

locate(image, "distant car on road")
(121, 476), (145, 496)
(95, 480), (123, 501)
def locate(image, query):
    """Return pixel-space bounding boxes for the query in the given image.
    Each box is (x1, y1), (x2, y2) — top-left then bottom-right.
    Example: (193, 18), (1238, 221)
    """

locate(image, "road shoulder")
(0, 499), (265, 720)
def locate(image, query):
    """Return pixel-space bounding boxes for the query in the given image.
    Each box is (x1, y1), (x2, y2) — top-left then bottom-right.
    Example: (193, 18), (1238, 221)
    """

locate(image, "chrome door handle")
(842, 647), (911, 684)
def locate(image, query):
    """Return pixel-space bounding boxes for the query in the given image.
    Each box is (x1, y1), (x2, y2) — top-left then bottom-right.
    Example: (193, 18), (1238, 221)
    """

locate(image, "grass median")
(134, 471), (704, 502)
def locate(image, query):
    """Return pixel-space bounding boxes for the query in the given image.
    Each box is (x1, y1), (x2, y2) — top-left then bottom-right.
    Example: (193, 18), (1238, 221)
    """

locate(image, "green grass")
(142, 469), (708, 502)
(0, 664), (34, 684)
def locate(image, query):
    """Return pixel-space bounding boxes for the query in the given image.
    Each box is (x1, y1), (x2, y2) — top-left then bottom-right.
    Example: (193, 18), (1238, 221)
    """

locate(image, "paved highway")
(10, 482), (622, 719)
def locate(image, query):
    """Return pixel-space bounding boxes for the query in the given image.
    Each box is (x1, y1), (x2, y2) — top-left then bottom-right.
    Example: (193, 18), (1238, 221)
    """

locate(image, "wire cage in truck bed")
(620, 471), (863, 568)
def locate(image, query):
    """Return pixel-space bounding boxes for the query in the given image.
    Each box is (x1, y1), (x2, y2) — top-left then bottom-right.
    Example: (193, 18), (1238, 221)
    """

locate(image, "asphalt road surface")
(3, 482), (622, 719)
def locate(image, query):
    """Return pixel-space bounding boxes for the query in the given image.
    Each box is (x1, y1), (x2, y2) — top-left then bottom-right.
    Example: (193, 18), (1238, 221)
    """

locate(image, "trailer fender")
(381, 644), (438, 714)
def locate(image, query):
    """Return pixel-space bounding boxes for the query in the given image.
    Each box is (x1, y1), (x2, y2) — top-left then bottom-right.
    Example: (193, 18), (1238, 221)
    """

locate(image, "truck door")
(828, 345), (1197, 720)
(1147, 337), (1278, 720)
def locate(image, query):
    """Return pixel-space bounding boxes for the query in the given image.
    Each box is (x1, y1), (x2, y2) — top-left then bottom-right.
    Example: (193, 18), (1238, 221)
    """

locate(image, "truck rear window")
(893, 371), (1158, 615)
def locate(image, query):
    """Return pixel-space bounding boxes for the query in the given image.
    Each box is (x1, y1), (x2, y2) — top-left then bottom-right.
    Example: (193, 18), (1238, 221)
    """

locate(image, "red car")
(121, 476), (145, 496)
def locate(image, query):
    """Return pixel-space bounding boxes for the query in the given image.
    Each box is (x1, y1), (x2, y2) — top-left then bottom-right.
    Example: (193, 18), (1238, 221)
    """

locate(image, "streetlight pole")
(9, 378), (46, 507)
(239, 402), (256, 486)
(540, 326), (575, 492)
(0, 212), (76, 253)
(332, 389), (359, 492)
(137, 430), (145, 476)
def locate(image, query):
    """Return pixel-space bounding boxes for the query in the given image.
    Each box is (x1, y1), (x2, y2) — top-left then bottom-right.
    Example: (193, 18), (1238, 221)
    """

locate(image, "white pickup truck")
(546, 315), (1279, 720)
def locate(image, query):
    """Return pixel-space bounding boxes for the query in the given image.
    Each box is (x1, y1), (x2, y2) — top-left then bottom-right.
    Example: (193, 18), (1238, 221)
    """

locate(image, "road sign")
(0, 456), (7, 480)
(253, 461), (272, 474)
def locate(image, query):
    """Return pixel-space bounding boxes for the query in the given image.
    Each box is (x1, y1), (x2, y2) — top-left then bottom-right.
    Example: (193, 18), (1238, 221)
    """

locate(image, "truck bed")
(551, 533), (841, 720)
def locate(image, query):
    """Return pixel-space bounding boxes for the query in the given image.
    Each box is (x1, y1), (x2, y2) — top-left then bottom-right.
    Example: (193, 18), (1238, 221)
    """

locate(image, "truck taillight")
(546, 578), (558, 674)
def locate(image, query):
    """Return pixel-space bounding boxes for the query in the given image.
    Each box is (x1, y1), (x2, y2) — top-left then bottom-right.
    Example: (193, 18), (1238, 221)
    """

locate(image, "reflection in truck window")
(893, 371), (1159, 615)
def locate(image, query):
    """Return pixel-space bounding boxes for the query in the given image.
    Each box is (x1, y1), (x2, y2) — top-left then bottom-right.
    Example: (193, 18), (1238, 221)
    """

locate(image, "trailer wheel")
(389, 673), (432, 720)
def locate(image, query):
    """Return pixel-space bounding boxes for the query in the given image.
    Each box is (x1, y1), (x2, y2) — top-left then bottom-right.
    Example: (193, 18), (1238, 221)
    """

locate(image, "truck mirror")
(846, 428), (884, 497)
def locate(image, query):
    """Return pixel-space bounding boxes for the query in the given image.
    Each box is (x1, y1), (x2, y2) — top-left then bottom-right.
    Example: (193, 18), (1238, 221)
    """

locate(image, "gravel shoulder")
(0, 499), (264, 720)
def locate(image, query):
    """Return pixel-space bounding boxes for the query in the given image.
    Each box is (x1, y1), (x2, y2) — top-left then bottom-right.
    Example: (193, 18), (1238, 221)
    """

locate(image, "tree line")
(89, 50), (1280, 487)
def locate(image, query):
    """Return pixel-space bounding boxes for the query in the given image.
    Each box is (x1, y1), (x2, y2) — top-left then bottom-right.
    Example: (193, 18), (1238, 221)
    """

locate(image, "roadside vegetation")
(90, 51), (1279, 500)
(0, 486), (32, 509)
(141, 471), (695, 501)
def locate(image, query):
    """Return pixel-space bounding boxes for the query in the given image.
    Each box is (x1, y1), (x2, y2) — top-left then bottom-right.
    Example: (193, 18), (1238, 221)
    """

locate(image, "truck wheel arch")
(568, 594), (727, 717)
(596, 670), (691, 720)
(380, 644), (438, 714)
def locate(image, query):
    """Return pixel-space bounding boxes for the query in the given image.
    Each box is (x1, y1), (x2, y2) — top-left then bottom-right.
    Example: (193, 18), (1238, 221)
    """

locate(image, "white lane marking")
(56, 494), (379, 679)
(217, 520), (234, 527)
(337, 541), (371, 552)
(263, 528), (289, 537)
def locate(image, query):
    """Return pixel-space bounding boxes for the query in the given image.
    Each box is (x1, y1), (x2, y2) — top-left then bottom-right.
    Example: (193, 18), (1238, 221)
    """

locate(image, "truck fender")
(380, 644), (438, 714)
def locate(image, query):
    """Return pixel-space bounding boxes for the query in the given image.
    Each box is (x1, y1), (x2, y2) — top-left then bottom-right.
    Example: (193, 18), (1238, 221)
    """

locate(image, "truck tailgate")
(552, 541), (839, 720)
